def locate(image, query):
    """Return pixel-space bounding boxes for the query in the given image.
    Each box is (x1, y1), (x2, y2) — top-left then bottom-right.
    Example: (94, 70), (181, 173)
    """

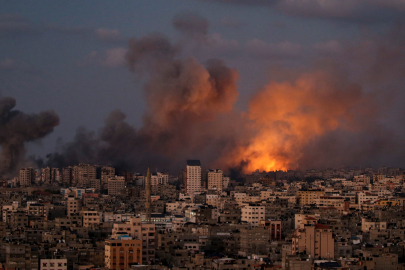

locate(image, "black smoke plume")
(0, 97), (59, 177)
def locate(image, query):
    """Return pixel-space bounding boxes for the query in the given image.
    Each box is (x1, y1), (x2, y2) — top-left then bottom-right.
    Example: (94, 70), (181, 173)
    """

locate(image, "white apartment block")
(151, 172), (169, 186)
(241, 205), (265, 226)
(186, 160), (201, 195)
(358, 192), (379, 206)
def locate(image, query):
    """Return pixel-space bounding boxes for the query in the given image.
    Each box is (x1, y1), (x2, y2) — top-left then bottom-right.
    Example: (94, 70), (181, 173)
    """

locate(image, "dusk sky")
(1, 0), (405, 174)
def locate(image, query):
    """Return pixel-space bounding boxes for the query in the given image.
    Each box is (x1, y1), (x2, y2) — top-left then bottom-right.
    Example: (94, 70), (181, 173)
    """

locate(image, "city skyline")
(1, 1), (405, 176)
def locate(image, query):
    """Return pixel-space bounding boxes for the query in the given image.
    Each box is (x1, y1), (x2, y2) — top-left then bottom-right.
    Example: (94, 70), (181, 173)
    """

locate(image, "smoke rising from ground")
(42, 31), (239, 172)
(38, 17), (405, 174)
(0, 97), (59, 177)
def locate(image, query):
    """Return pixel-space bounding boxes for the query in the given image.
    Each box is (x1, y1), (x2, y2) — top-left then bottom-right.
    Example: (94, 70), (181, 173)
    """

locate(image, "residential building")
(108, 176), (125, 196)
(186, 160), (201, 195)
(292, 224), (334, 259)
(241, 204), (265, 226)
(105, 236), (142, 270)
(207, 169), (223, 192)
(19, 167), (35, 187)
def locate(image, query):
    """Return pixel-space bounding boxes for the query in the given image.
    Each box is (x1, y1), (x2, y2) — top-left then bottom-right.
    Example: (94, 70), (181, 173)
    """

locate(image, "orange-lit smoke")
(226, 69), (372, 173)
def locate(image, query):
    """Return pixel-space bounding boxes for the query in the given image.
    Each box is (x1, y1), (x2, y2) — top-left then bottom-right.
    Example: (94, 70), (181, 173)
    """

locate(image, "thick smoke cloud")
(224, 66), (377, 172)
(0, 97), (59, 177)
(223, 23), (405, 172)
(39, 15), (405, 174)
(42, 30), (239, 172)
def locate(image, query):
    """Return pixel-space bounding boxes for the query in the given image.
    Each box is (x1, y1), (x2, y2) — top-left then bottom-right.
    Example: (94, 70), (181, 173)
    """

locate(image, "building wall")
(108, 176), (125, 196)
(67, 197), (82, 216)
(241, 205), (265, 226)
(19, 168), (35, 187)
(105, 238), (142, 270)
(292, 224), (334, 259)
(207, 169), (223, 192)
(186, 162), (202, 195)
(150, 172), (169, 186)
(81, 210), (100, 227)
(40, 258), (67, 270)
(297, 190), (325, 205)
(111, 217), (156, 264)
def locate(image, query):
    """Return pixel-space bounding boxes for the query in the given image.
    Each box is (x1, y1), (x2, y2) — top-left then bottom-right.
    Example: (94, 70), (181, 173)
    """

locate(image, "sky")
(1, 0), (405, 175)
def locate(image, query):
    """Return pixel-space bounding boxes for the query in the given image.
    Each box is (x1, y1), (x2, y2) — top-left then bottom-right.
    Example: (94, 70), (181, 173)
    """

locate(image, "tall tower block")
(145, 167), (151, 223)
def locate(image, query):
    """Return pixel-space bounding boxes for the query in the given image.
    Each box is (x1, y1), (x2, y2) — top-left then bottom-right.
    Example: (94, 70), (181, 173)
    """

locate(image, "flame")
(226, 70), (365, 173)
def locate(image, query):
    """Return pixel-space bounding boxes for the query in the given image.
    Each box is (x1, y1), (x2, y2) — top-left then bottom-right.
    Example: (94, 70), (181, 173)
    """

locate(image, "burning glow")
(227, 70), (367, 173)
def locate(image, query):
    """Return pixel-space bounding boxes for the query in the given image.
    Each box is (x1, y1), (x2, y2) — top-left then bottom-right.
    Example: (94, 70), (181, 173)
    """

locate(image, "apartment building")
(297, 189), (325, 205)
(105, 237), (142, 269)
(40, 258), (67, 270)
(81, 210), (100, 227)
(241, 204), (265, 226)
(111, 217), (156, 264)
(186, 160), (201, 195)
(260, 220), (282, 241)
(151, 172), (169, 186)
(108, 176), (125, 196)
(73, 163), (97, 187)
(19, 167), (35, 187)
(67, 196), (82, 216)
(101, 166), (115, 186)
(292, 224), (334, 259)
(28, 203), (48, 217)
(206, 169), (223, 192)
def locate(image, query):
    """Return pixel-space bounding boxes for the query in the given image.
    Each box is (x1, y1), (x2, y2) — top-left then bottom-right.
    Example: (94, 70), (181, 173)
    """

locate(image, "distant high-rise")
(207, 169), (223, 192)
(62, 167), (73, 186)
(101, 166), (115, 189)
(41, 167), (59, 184)
(107, 176), (125, 196)
(186, 160), (201, 195)
(145, 168), (151, 224)
(151, 172), (169, 186)
(19, 167), (35, 187)
(73, 163), (97, 187)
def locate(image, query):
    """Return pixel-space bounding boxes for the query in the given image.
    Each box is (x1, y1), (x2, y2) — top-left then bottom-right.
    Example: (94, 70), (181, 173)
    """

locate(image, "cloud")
(314, 40), (343, 55)
(0, 14), (38, 36)
(219, 17), (246, 29)
(0, 58), (38, 74)
(172, 12), (209, 40)
(0, 58), (18, 70)
(95, 28), (123, 41)
(0, 13), (126, 45)
(201, 0), (405, 23)
(78, 48), (127, 68)
(207, 33), (241, 54)
(202, 0), (278, 6)
(101, 48), (127, 67)
(245, 39), (302, 58)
